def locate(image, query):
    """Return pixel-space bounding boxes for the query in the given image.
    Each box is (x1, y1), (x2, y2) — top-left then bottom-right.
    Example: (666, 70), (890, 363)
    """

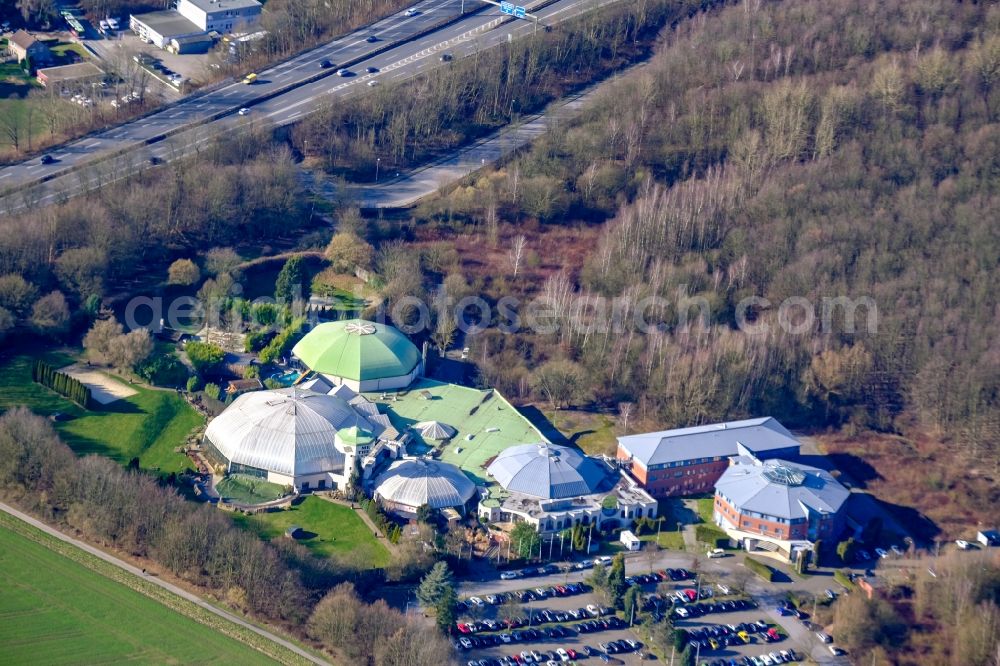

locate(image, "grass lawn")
(232, 496), (392, 567)
(543, 409), (617, 456)
(216, 474), (288, 504)
(49, 42), (89, 62)
(695, 497), (714, 523)
(0, 521), (275, 665)
(0, 350), (202, 474)
(640, 531), (686, 550)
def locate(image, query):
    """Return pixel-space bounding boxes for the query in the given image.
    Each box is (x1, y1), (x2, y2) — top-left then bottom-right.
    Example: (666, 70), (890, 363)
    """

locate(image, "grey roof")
(617, 417), (800, 467)
(487, 443), (609, 500)
(374, 458), (476, 510)
(204, 387), (375, 477)
(415, 421), (456, 440)
(715, 458), (849, 521)
(131, 10), (204, 38)
(184, 0), (261, 12)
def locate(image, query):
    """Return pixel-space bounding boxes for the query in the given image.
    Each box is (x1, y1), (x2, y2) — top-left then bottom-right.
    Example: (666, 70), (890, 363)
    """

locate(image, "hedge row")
(695, 524), (729, 548)
(32, 360), (94, 409)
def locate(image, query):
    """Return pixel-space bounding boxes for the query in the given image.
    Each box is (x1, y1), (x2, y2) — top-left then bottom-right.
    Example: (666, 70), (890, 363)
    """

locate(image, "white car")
(520, 652), (533, 663)
(875, 547), (888, 558)
(759, 655), (773, 666)
(404, 8), (418, 15)
(556, 649), (570, 662)
(594, 556), (613, 566)
(816, 631), (832, 643)
(674, 607), (689, 618)
(717, 583), (731, 595)
(500, 571), (519, 580)
(586, 604), (600, 617)
(956, 539), (971, 550)
(708, 548), (726, 558)
(891, 544), (903, 555)
(459, 637), (472, 649)
(500, 634), (512, 644)
(546, 661), (559, 666)
(238, 107), (250, 116)
(468, 596), (484, 606)
(367, 79), (379, 86)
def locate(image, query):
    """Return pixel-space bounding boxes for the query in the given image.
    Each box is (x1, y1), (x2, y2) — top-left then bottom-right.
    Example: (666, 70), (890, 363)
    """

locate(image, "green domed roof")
(292, 319), (420, 381)
(337, 425), (374, 445)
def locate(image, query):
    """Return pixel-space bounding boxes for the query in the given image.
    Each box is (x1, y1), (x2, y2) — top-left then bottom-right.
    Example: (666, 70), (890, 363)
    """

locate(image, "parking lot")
(454, 563), (805, 666)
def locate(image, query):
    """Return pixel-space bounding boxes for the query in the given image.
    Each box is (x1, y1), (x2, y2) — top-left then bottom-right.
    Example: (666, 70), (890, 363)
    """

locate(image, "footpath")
(0, 502), (330, 666)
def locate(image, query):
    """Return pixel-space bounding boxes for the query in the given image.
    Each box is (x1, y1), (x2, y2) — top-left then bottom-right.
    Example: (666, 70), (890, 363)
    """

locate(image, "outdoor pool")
(269, 370), (301, 387)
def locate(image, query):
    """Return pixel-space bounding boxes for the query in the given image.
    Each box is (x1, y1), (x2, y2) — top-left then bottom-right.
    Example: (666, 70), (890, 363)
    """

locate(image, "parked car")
(708, 548), (726, 558)
(816, 631), (832, 643)
(824, 589), (836, 600)
(956, 539), (971, 550)
(501, 570), (520, 580)
(440, 52), (453, 61)
(875, 547), (889, 558)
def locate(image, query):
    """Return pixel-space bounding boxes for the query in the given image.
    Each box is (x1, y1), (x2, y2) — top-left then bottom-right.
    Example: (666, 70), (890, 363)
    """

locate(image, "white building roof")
(374, 458), (476, 510)
(204, 387), (375, 477)
(487, 443), (609, 500)
(617, 417), (800, 468)
(715, 458), (849, 521)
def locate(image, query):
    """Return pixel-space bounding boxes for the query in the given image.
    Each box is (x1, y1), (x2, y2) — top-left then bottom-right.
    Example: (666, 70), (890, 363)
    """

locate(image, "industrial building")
(713, 456), (849, 558)
(373, 458), (477, 517)
(616, 417), (801, 497)
(131, 0), (260, 50)
(292, 319), (423, 392)
(478, 443), (658, 534)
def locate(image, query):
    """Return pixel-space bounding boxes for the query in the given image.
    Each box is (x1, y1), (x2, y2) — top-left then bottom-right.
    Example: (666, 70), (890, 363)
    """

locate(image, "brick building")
(615, 417), (801, 497)
(713, 456), (849, 558)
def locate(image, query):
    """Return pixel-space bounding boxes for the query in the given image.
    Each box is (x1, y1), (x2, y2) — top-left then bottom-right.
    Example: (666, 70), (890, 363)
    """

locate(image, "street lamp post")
(375, 157), (381, 183)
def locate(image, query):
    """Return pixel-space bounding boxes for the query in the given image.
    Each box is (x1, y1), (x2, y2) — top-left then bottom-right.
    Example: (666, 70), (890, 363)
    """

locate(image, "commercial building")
(713, 456), (849, 559)
(373, 458), (477, 517)
(477, 443), (658, 534)
(130, 11), (206, 49)
(131, 0), (260, 50)
(177, 0), (262, 34)
(203, 387), (390, 491)
(292, 319), (423, 392)
(36, 62), (104, 88)
(616, 417), (801, 497)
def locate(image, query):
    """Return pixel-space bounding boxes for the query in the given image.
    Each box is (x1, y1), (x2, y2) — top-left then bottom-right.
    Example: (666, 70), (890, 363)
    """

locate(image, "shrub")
(695, 524), (729, 548)
(186, 341), (225, 374)
(137, 353), (189, 387)
(204, 382), (221, 400)
(186, 375), (202, 392)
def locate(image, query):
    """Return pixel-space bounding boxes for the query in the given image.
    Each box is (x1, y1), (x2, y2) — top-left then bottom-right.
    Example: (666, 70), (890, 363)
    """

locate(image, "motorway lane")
(3, 0), (612, 212)
(0, 0), (472, 191)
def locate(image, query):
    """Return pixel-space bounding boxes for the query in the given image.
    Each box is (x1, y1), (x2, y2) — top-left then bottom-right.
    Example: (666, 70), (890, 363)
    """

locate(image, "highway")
(1, 0), (618, 213)
(0, 0), (477, 193)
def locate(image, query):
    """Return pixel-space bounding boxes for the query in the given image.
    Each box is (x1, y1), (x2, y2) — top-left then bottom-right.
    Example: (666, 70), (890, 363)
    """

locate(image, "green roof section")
(337, 425), (373, 445)
(365, 379), (549, 485)
(292, 319), (420, 381)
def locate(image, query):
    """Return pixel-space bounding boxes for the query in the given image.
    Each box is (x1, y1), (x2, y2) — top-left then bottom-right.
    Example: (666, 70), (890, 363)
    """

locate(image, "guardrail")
(0, 1), (492, 199)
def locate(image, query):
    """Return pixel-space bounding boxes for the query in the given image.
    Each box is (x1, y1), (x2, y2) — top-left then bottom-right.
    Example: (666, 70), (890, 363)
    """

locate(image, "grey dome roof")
(487, 443), (608, 499)
(374, 458), (476, 509)
(205, 388), (372, 477)
(715, 459), (849, 521)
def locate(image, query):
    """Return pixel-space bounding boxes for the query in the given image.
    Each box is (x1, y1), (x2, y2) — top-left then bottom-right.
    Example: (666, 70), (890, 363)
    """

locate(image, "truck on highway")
(243, 72), (257, 84)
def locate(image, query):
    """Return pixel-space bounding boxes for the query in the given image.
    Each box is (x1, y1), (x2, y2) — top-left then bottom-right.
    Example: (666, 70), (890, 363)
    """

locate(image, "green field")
(0, 521), (276, 665)
(233, 496), (392, 567)
(0, 351), (202, 474)
(640, 530), (686, 550)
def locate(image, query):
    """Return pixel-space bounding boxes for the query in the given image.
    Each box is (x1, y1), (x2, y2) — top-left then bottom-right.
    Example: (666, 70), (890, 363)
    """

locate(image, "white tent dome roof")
(204, 387), (372, 477)
(374, 458), (476, 510)
(487, 443), (609, 499)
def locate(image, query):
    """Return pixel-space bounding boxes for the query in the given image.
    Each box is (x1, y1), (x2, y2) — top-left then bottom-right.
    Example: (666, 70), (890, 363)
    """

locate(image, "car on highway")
(367, 80), (379, 86)
(440, 52), (453, 61)
(366, 66), (380, 73)
(337, 68), (353, 77)
(148, 156), (162, 165)
(243, 72), (257, 84)
(238, 108), (250, 116)
(320, 59), (334, 68)
(366, 35), (379, 42)
(404, 8), (418, 15)
(40, 154), (55, 164)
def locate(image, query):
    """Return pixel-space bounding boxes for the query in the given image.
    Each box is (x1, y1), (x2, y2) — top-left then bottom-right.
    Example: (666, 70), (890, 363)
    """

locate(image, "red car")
(456, 623), (472, 634)
(683, 589), (698, 602)
(555, 585), (568, 595)
(566, 648), (578, 660)
(766, 628), (781, 642)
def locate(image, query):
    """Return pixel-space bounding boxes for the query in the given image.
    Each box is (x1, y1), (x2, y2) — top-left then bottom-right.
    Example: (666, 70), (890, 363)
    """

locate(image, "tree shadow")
(825, 452), (882, 488)
(517, 405), (570, 444)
